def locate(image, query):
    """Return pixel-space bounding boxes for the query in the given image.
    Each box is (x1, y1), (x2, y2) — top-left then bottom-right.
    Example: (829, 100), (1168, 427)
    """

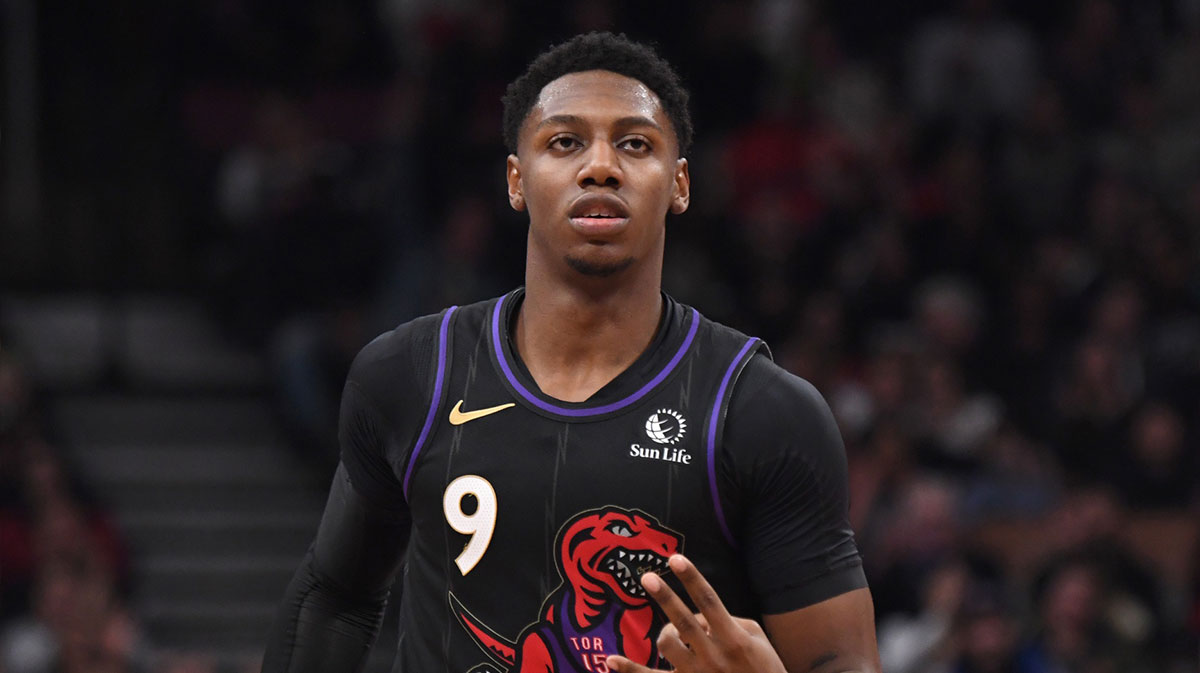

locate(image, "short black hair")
(501, 32), (693, 157)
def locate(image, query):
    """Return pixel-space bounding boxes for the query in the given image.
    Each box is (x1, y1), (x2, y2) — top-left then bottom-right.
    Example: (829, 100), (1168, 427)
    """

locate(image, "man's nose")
(578, 141), (621, 188)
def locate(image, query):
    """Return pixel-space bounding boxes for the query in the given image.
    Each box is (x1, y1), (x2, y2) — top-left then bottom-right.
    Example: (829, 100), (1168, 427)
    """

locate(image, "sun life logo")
(644, 408), (687, 445)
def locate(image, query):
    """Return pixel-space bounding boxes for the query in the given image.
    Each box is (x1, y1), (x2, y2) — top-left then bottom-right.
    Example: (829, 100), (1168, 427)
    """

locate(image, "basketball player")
(263, 32), (880, 673)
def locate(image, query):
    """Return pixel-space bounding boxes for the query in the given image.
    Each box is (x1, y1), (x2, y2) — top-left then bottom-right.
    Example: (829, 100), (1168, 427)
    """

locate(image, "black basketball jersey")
(340, 290), (865, 673)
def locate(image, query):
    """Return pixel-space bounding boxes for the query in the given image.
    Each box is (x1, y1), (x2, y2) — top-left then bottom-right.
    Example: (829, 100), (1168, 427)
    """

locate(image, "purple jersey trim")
(403, 305), (457, 500)
(490, 296), (700, 418)
(707, 338), (758, 547)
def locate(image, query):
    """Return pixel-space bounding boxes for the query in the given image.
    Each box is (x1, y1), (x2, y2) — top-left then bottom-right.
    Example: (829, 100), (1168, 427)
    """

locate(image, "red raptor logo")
(452, 507), (682, 673)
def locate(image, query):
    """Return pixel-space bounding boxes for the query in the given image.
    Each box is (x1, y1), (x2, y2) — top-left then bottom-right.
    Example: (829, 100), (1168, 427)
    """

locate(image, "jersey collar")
(489, 288), (699, 421)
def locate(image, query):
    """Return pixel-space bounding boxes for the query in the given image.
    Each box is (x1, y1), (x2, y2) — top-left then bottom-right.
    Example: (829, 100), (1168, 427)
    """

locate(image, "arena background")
(2, 1), (1198, 671)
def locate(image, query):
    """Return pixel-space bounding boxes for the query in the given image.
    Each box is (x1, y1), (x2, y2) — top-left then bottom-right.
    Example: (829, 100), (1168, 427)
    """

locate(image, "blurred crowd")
(0, 355), (256, 673)
(7, 0), (1200, 671)
(0, 354), (141, 671)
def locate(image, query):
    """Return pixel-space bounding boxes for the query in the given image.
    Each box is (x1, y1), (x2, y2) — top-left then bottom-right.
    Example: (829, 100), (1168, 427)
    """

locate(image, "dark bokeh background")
(2, 1), (1199, 671)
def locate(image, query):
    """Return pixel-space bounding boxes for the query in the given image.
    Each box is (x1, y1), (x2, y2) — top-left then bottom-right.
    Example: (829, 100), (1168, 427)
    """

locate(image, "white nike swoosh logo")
(448, 400), (515, 425)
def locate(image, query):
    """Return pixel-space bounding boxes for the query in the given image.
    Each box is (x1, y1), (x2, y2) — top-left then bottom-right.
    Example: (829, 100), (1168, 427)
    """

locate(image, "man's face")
(507, 70), (689, 278)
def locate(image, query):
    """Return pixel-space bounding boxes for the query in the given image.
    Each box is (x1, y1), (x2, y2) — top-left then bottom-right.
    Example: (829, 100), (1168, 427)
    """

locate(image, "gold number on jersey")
(442, 475), (497, 575)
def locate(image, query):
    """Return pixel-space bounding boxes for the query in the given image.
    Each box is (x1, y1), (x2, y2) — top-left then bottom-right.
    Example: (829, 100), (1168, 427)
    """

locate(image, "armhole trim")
(704, 337), (762, 548)
(402, 306), (458, 501)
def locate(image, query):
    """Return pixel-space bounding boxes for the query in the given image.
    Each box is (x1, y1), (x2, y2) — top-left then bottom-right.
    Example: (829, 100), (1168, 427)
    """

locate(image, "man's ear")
(670, 158), (690, 214)
(507, 154), (525, 212)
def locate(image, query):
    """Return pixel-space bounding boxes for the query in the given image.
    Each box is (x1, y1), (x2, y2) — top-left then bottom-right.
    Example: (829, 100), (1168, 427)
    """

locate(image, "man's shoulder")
(672, 302), (818, 415)
(347, 296), (498, 392)
(349, 312), (444, 380)
(681, 300), (767, 356)
(352, 296), (502, 376)
(729, 353), (836, 437)
(721, 353), (847, 495)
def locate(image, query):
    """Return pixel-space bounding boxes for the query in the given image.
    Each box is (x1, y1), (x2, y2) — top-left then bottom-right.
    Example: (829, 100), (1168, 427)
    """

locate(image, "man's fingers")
(604, 655), (666, 673)
(607, 626), (693, 673)
(666, 554), (737, 638)
(733, 615), (764, 637)
(641, 571), (715, 656)
(632, 558), (768, 671)
(656, 623), (695, 665)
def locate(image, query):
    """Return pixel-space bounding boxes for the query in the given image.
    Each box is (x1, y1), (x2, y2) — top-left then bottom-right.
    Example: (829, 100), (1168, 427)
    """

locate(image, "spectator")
(909, 356), (1003, 473)
(0, 556), (147, 673)
(1052, 0), (1129, 131)
(908, 0), (1037, 131)
(869, 476), (965, 618)
(1021, 557), (1135, 672)
(1110, 401), (1196, 510)
(1038, 488), (1167, 661)
(962, 424), (1059, 521)
(1053, 334), (1141, 482)
(999, 80), (1083, 235)
(947, 581), (1033, 673)
(877, 558), (969, 673)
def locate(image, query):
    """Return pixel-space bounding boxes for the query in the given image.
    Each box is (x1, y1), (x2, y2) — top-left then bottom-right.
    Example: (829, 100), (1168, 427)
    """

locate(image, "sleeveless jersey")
(340, 289), (865, 672)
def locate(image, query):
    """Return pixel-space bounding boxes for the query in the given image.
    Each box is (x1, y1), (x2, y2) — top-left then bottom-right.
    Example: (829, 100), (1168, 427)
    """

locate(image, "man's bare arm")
(764, 588), (880, 673)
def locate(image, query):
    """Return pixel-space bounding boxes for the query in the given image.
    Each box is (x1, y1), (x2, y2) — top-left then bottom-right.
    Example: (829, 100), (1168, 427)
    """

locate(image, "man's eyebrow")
(534, 114), (664, 133)
(535, 114), (585, 131)
(613, 116), (664, 133)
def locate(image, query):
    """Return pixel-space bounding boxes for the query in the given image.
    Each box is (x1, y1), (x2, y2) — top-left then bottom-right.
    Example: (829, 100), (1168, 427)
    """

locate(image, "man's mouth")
(568, 215), (629, 237)
(571, 214), (626, 223)
(569, 196), (629, 219)
(567, 195), (631, 238)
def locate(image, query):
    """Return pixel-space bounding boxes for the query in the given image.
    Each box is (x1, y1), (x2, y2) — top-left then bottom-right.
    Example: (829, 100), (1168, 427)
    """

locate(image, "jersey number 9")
(442, 475), (497, 575)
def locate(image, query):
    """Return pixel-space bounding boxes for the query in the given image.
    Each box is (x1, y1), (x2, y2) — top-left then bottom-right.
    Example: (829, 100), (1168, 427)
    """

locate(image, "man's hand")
(605, 554), (787, 673)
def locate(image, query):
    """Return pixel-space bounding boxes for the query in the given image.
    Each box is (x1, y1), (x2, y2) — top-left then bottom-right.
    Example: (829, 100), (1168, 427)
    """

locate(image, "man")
(263, 32), (880, 673)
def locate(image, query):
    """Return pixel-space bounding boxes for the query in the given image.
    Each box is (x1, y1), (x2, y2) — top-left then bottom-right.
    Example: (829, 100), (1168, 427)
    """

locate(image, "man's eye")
(620, 138), (650, 152)
(550, 136), (579, 150)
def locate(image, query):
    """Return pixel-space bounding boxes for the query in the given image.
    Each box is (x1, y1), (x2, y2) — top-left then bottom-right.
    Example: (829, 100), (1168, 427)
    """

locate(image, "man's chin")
(565, 254), (635, 278)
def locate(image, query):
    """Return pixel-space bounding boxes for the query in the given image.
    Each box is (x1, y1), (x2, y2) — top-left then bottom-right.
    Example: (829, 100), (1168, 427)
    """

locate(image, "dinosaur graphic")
(452, 507), (682, 673)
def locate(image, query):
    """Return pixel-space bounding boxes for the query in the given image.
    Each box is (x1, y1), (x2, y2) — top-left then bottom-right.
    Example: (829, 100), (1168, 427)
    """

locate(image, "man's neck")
(514, 270), (664, 404)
